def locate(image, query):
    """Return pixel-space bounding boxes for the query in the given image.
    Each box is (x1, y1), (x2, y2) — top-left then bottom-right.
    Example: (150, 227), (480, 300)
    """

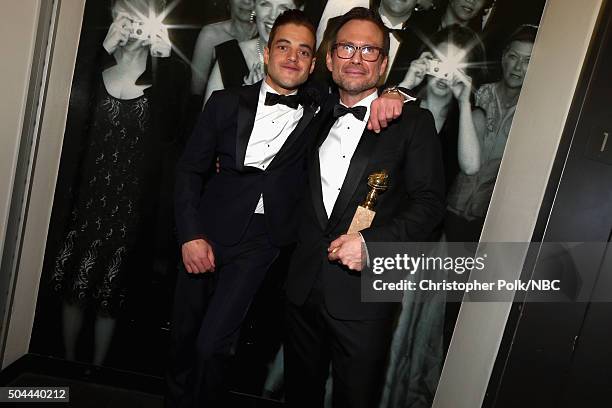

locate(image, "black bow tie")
(333, 104), (367, 121)
(388, 27), (406, 41)
(264, 92), (300, 109)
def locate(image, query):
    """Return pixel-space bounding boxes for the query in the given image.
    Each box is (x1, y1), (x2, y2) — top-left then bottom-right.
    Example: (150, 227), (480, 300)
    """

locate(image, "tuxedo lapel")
(385, 27), (414, 85)
(235, 82), (261, 171)
(309, 152), (329, 230)
(268, 105), (315, 169)
(326, 128), (378, 233)
(308, 100), (336, 230)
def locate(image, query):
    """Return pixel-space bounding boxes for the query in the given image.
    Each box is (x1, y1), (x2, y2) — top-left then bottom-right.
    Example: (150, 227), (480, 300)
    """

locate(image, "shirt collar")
(339, 90), (378, 122)
(259, 80), (299, 102)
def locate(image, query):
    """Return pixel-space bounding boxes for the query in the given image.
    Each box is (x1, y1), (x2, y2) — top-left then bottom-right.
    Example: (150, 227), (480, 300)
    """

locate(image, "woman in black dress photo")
(50, 0), (189, 366)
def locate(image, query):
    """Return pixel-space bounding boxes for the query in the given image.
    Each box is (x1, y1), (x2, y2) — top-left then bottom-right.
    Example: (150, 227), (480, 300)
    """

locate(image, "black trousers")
(284, 280), (396, 408)
(166, 215), (280, 408)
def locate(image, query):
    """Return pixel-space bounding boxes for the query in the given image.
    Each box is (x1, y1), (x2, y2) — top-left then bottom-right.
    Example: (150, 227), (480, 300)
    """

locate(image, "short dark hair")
(330, 7), (390, 56)
(504, 24), (538, 52)
(267, 9), (316, 49)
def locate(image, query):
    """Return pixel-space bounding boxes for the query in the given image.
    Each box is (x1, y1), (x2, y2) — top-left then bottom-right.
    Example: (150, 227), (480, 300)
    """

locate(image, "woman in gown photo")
(50, 0), (189, 366)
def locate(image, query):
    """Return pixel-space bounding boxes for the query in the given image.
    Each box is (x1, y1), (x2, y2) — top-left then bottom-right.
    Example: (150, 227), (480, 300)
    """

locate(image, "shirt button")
(342, 155), (346, 159)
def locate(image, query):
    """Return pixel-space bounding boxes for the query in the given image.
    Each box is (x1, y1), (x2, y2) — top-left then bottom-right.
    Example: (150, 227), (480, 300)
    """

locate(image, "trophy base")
(347, 206), (376, 234)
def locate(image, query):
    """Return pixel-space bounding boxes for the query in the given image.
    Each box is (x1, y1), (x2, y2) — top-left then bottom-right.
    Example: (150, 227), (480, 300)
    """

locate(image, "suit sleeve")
(174, 91), (221, 245)
(360, 109), (446, 243)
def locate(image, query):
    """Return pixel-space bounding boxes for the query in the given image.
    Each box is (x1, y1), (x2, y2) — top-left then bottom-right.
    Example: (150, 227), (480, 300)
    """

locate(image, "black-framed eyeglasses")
(332, 42), (385, 62)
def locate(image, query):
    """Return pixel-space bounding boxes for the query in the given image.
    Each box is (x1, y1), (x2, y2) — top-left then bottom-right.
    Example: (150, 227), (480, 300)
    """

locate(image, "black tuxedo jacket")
(174, 82), (319, 247)
(285, 95), (446, 320)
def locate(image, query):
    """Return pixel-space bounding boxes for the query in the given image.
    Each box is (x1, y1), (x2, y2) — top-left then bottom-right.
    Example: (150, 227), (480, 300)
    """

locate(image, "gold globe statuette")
(347, 170), (389, 234)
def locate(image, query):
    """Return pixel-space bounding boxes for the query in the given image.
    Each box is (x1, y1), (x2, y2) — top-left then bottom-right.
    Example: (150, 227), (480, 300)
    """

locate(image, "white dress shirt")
(244, 81), (304, 213)
(319, 91), (377, 217)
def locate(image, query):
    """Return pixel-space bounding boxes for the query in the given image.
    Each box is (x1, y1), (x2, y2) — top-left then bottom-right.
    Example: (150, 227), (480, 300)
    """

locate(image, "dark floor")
(0, 354), (283, 407)
(6, 373), (162, 407)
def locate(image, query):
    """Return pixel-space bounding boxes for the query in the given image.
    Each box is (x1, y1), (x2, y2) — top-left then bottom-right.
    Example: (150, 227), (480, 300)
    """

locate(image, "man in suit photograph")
(283, 7), (446, 408)
(168, 9), (408, 408)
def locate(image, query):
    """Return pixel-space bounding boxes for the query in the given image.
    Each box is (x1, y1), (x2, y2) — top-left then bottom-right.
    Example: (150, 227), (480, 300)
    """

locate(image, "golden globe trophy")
(347, 170), (389, 234)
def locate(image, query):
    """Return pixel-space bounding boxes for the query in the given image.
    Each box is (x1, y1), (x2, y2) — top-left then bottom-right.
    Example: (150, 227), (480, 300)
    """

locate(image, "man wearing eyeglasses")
(313, 0), (444, 87)
(283, 7), (445, 408)
(170, 8), (411, 408)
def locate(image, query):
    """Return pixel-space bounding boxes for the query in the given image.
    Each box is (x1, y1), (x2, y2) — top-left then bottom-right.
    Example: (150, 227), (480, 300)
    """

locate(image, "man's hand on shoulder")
(182, 238), (216, 274)
(367, 90), (405, 134)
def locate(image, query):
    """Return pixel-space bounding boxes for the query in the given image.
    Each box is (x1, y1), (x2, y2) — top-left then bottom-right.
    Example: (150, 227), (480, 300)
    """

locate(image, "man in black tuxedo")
(169, 11), (318, 407)
(168, 9), (407, 408)
(284, 8), (446, 408)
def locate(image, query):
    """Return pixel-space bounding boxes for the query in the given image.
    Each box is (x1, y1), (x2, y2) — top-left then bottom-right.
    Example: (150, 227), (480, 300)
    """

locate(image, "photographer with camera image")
(103, 6), (171, 59)
(50, 0), (189, 368)
(445, 24), (537, 242)
(399, 24), (486, 197)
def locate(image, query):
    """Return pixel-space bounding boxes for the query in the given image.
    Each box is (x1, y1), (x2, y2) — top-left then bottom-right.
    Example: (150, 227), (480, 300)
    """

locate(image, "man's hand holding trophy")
(328, 170), (389, 271)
